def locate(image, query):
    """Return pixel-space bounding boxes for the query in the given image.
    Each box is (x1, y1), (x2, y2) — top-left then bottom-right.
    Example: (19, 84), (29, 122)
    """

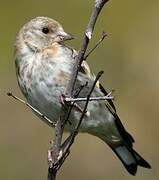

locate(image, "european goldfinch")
(15, 16), (151, 175)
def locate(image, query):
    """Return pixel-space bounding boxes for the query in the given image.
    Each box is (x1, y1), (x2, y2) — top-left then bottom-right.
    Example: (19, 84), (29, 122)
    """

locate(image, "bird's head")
(16, 16), (74, 51)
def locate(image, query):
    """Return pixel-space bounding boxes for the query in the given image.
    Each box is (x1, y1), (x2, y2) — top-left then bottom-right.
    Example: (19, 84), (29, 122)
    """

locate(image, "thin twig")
(65, 0), (109, 97)
(47, 105), (68, 180)
(84, 31), (107, 60)
(65, 94), (113, 103)
(47, 168), (57, 180)
(7, 92), (55, 126)
(48, 83), (88, 170)
(48, 105), (68, 161)
(57, 71), (104, 164)
(75, 71), (104, 131)
(64, 82), (88, 125)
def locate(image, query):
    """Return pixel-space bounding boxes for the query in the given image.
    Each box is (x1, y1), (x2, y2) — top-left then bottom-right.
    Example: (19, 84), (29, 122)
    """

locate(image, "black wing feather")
(99, 83), (116, 112)
(99, 83), (135, 146)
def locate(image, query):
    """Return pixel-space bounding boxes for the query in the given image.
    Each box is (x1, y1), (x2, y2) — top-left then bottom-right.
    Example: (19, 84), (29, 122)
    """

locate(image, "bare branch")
(65, 94), (113, 103)
(57, 71), (104, 164)
(7, 92), (55, 126)
(47, 1), (110, 179)
(84, 31), (107, 60)
(63, 82), (88, 125)
(47, 83), (88, 173)
(75, 71), (104, 131)
(65, 0), (109, 97)
(47, 168), (57, 180)
(47, 105), (69, 180)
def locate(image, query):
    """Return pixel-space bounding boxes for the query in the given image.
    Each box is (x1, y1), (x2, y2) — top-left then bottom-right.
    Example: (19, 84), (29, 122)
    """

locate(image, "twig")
(47, 105), (69, 180)
(75, 71), (104, 131)
(64, 82), (88, 125)
(7, 92), (55, 126)
(65, 0), (109, 97)
(65, 94), (113, 103)
(47, 1), (110, 179)
(47, 168), (57, 180)
(57, 71), (104, 164)
(47, 83), (88, 173)
(84, 31), (107, 60)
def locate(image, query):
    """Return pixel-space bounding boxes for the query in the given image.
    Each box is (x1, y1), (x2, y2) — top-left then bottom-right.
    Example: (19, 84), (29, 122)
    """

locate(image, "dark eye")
(42, 27), (49, 34)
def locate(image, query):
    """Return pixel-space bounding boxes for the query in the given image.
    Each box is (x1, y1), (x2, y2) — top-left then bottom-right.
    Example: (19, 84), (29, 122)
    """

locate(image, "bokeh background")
(0, 0), (158, 180)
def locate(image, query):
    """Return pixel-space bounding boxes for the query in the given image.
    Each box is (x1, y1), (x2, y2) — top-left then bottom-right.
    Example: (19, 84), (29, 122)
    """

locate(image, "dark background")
(0, 0), (158, 180)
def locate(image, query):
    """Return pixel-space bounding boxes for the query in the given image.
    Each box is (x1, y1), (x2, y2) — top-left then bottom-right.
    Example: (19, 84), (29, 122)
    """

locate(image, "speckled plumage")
(15, 16), (151, 175)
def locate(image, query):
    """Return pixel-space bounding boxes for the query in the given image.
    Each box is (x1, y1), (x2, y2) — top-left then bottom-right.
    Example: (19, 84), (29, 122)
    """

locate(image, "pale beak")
(57, 31), (74, 42)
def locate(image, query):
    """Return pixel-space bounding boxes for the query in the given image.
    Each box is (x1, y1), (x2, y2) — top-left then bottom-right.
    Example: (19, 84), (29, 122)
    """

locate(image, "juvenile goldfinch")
(15, 16), (151, 175)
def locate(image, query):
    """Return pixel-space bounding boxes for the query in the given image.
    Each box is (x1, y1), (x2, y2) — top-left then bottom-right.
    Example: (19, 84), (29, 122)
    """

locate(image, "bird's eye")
(42, 27), (49, 34)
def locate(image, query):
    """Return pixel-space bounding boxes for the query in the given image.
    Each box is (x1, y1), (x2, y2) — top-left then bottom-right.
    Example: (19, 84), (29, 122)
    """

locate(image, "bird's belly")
(21, 71), (122, 145)
(27, 73), (67, 124)
(18, 59), (67, 124)
(18, 55), (122, 142)
(25, 73), (120, 138)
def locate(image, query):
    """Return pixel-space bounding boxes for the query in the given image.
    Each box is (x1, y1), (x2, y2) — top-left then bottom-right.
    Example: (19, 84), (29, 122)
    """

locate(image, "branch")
(84, 31), (107, 60)
(47, 168), (57, 180)
(7, 92), (55, 126)
(63, 82), (88, 125)
(47, 1), (110, 179)
(65, 0), (109, 97)
(75, 71), (104, 131)
(47, 104), (68, 180)
(65, 94), (113, 103)
(56, 71), (104, 164)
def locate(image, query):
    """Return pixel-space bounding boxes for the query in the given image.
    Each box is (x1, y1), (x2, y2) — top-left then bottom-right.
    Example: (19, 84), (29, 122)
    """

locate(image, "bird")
(14, 16), (151, 175)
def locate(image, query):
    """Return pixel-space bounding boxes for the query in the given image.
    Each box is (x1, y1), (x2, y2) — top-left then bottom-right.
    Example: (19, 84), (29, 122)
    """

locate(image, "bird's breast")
(17, 46), (74, 122)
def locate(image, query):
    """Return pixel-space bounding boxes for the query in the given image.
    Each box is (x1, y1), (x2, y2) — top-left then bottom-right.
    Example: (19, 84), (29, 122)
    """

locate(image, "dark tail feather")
(112, 145), (138, 175)
(134, 150), (151, 169)
(111, 145), (151, 175)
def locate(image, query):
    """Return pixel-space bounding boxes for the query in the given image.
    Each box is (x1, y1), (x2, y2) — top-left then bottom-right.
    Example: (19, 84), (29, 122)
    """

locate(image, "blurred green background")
(0, 0), (158, 180)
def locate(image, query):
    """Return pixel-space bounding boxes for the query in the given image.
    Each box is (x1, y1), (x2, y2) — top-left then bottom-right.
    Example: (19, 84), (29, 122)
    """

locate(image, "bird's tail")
(111, 144), (151, 175)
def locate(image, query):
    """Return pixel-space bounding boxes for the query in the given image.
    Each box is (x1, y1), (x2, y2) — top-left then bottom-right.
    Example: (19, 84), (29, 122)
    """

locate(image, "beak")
(57, 31), (74, 42)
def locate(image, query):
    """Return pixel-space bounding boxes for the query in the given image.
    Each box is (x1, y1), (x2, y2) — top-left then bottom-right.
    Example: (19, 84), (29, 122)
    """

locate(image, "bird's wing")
(80, 61), (116, 113)
(96, 81), (116, 112)
(97, 80), (135, 146)
(79, 61), (135, 146)
(97, 81), (135, 146)
(77, 60), (151, 174)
